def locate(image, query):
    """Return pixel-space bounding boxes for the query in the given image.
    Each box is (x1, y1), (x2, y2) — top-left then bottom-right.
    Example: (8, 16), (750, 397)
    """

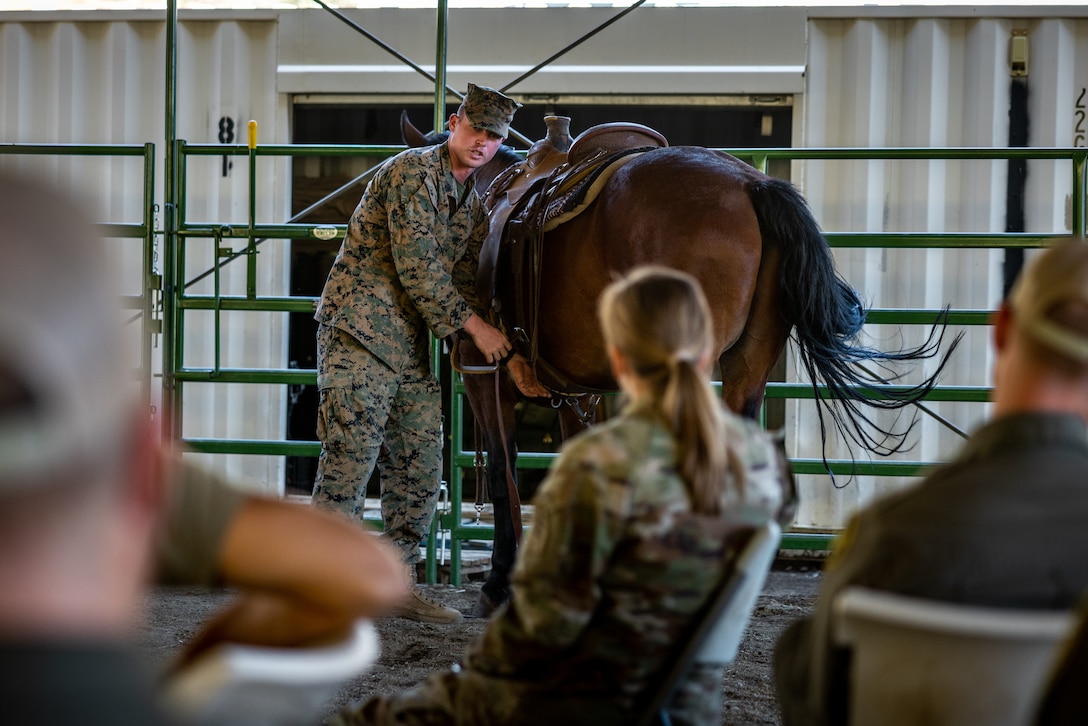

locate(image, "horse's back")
(536, 146), (768, 389)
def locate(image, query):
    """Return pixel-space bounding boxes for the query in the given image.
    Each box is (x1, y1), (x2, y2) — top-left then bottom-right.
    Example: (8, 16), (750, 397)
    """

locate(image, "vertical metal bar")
(1074, 150), (1087, 239)
(214, 226), (223, 374)
(433, 0), (449, 134)
(162, 0), (180, 441)
(450, 380), (465, 586)
(425, 519), (440, 584)
(142, 143), (156, 409)
(751, 153), (769, 175)
(247, 121), (258, 298)
(176, 140), (189, 399)
(423, 0), (451, 584)
(426, 334), (443, 585)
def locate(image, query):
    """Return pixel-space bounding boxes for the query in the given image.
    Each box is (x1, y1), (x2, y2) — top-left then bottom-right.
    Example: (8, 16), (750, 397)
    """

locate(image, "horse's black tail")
(747, 176), (962, 464)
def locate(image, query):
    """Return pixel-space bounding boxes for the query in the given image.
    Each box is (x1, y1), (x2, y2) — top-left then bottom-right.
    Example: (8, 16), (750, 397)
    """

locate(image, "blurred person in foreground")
(0, 169), (408, 725)
(773, 237), (1088, 726)
(330, 265), (795, 725)
(155, 456), (409, 669)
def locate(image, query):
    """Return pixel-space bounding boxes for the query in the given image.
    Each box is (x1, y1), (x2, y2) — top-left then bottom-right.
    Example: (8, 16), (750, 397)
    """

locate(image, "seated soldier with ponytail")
(331, 265), (796, 726)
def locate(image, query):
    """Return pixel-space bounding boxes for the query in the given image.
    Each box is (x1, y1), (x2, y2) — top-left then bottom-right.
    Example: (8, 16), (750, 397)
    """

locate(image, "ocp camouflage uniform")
(313, 141), (487, 565)
(334, 400), (792, 725)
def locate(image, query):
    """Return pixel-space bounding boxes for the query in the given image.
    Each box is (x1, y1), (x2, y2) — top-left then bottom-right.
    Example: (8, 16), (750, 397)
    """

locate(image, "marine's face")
(446, 112), (505, 181)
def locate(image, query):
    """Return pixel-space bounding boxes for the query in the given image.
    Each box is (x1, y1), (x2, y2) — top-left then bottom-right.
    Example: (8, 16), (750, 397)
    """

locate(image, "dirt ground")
(137, 561), (822, 725)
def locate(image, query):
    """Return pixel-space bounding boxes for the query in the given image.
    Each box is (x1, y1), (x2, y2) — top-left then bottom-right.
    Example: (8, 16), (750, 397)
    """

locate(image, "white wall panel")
(795, 15), (1086, 531)
(175, 17), (290, 495)
(1024, 19), (1080, 233)
(0, 12), (289, 494)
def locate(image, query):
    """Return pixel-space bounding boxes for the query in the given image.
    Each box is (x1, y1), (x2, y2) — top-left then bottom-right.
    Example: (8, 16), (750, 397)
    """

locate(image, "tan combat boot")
(390, 565), (464, 624)
(391, 587), (464, 624)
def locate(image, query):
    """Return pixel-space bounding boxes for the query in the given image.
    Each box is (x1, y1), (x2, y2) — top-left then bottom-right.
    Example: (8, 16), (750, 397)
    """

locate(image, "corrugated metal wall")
(2, 6), (1086, 513)
(794, 14), (1088, 528)
(0, 10), (290, 493)
(171, 15), (290, 493)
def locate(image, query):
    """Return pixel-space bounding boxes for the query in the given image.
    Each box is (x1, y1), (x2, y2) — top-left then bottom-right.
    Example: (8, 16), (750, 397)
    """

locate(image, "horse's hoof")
(469, 591), (504, 619)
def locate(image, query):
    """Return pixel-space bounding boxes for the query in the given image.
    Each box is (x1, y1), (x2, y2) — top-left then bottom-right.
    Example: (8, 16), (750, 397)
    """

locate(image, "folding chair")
(637, 519), (782, 726)
(1035, 596), (1088, 725)
(833, 587), (1076, 726)
(161, 618), (380, 726)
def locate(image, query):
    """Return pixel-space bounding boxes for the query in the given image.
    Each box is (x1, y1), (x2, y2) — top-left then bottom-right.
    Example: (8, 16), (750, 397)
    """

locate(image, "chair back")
(162, 618), (380, 726)
(833, 587), (1076, 726)
(693, 519), (782, 665)
(638, 519), (782, 726)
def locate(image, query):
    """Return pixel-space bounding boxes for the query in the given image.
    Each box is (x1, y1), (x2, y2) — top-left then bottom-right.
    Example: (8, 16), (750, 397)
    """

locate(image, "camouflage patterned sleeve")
(387, 167), (474, 338)
(469, 441), (622, 670)
(451, 209), (489, 316)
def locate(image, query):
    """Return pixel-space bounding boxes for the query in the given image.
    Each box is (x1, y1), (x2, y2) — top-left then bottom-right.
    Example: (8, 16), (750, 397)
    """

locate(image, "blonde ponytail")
(597, 266), (741, 515)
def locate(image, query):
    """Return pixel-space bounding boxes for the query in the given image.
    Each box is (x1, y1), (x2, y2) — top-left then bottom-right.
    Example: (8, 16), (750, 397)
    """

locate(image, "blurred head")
(597, 266), (734, 514)
(1006, 238), (1088, 373)
(597, 265), (715, 385)
(993, 238), (1088, 418)
(0, 170), (137, 492)
(0, 168), (160, 635)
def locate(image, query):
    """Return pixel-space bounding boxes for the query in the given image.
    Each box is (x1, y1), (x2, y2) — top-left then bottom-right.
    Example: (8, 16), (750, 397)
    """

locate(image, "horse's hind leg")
(474, 423), (520, 617)
(718, 344), (785, 419)
(717, 245), (791, 419)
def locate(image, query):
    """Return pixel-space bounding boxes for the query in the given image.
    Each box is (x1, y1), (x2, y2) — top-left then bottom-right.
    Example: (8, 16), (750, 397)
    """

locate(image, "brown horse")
(403, 114), (958, 616)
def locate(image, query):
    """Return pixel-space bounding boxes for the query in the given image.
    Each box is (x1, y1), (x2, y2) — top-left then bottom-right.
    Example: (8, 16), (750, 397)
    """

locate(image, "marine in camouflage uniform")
(312, 85), (522, 581)
(332, 399), (793, 726)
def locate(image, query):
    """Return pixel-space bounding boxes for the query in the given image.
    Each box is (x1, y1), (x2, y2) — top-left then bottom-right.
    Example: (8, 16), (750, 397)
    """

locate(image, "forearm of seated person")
(216, 497), (409, 618)
(172, 594), (355, 669)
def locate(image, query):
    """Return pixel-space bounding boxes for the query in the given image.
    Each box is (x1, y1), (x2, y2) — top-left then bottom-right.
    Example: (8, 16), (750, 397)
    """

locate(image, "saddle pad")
(542, 149), (648, 232)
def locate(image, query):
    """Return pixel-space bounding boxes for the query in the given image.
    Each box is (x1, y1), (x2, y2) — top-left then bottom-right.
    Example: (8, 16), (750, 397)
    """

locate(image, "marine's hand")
(507, 354), (549, 398)
(462, 313), (511, 364)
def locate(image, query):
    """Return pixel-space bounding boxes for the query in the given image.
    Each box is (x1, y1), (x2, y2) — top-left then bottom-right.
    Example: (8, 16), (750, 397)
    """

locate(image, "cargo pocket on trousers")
(316, 387), (352, 454)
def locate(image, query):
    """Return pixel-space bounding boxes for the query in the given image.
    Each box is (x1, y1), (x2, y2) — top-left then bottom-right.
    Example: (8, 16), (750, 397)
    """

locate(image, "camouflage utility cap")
(459, 83), (521, 138)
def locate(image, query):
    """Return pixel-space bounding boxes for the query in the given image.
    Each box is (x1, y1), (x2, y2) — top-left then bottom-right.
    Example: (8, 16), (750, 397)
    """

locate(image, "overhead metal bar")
(312, 0), (460, 100)
(434, 0), (449, 135)
(498, 0), (648, 95)
(310, 0), (533, 146)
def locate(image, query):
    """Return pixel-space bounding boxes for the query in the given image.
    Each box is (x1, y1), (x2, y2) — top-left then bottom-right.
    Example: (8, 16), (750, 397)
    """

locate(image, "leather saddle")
(475, 118), (668, 395)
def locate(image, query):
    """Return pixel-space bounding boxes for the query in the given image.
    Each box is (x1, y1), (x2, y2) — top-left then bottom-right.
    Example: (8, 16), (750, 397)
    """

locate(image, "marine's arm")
(385, 162), (477, 340)
(382, 160), (519, 366)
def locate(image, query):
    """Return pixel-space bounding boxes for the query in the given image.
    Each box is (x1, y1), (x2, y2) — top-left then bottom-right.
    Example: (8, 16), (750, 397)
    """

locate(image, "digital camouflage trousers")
(312, 324), (443, 565)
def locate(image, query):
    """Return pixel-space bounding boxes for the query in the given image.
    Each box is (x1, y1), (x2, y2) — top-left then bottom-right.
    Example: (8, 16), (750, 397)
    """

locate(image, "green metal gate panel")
(164, 142), (1087, 584)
